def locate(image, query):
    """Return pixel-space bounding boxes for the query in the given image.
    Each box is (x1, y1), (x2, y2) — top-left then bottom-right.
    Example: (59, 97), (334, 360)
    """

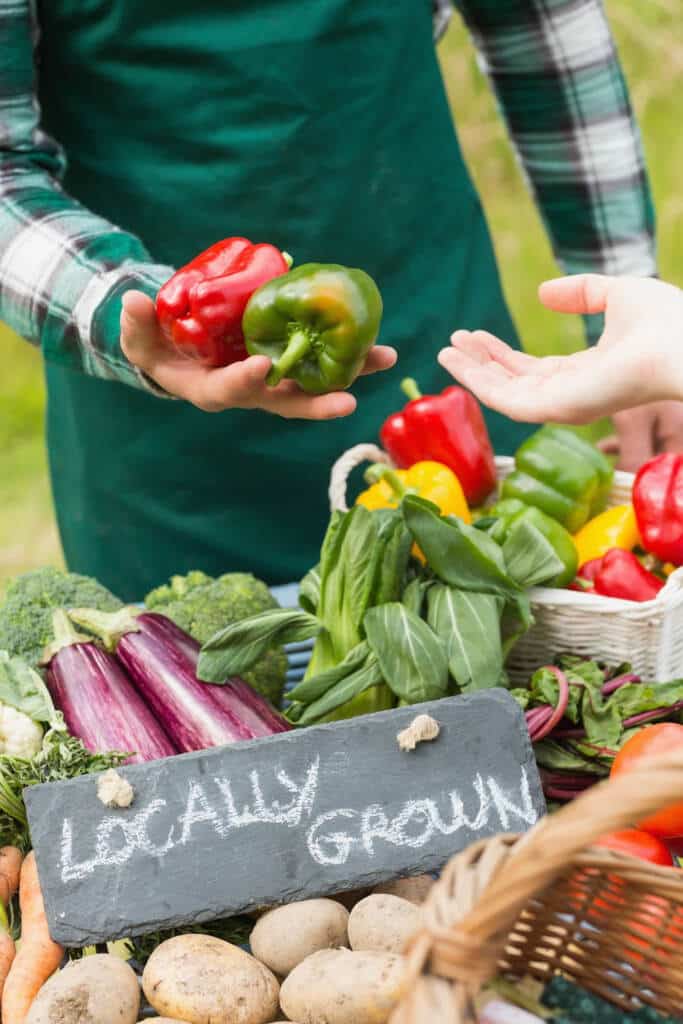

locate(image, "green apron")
(37, 0), (531, 601)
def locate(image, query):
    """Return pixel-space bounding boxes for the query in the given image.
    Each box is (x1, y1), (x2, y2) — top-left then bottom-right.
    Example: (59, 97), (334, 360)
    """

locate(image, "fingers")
(611, 407), (657, 472)
(120, 291), (162, 369)
(359, 345), (397, 376)
(538, 274), (612, 315)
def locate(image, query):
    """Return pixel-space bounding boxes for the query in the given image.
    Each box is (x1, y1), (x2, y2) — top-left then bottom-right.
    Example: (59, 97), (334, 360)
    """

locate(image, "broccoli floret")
(144, 571), (288, 708)
(0, 567), (123, 669)
(144, 571), (212, 610)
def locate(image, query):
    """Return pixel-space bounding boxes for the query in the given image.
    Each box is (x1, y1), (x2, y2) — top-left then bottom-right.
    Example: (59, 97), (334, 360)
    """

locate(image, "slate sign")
(25, 689), (545, 946)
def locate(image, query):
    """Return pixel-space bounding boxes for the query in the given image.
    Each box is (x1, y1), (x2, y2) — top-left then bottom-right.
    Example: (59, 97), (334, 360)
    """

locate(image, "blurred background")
(0, 2), (681, 583)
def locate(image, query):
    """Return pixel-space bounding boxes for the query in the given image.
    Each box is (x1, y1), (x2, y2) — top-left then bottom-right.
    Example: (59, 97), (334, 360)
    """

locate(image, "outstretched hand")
(439, 275), (683, 425)
(121, 291), (397, 419)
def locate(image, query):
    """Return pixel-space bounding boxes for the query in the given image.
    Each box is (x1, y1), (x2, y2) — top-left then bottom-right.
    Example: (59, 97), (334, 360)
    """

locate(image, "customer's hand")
(439, 275), (683, 462)
(121, 291), (397, 419)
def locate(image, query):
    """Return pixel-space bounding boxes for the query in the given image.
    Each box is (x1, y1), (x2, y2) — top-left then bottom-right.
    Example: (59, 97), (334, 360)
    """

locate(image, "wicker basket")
(391, 751), (683, 1023)
(329, 445), (683, 682)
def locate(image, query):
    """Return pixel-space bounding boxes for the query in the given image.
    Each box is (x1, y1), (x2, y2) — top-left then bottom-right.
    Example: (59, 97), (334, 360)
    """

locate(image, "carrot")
(0, 848), (23, 909)
(1, 853), (64, 1024)
(0, 847), (22, 1007)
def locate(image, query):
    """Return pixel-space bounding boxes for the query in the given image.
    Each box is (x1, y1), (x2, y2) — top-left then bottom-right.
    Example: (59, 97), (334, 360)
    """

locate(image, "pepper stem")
(40, 609), (93, 665)
(266, 328), (313, 387)
(363, 464), (409, 499)
(282, 251), (294, 269)
(401, 378), (422, 402)
(68, 606), (142, 652)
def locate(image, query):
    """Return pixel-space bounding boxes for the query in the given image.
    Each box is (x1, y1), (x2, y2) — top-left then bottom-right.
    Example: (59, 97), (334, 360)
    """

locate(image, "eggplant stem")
(68, 606), (141, 652)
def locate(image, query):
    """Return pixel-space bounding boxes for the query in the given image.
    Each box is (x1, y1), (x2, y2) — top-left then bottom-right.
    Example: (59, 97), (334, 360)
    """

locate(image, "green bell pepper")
(487, 499), (578, 587)
(243, 263), (383, 394)
(501, 426), (613, 533)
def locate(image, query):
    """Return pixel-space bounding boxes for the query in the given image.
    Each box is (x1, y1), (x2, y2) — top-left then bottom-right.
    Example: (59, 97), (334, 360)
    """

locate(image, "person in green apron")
(0, 0), (656, 600)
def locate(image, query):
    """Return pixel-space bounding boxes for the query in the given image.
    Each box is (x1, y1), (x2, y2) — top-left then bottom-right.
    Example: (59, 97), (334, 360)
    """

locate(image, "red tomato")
(611, 723), (683, 838)
(596, 829), (673, 866)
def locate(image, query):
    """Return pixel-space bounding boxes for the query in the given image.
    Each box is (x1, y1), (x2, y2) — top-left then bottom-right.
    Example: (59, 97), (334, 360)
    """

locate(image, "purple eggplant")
(69, 607), (290, 753)
(44, 610), (177, 763)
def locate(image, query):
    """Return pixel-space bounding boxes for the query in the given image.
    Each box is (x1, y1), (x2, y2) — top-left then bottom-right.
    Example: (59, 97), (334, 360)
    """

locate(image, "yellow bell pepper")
(573, 504), (640, 568)
(356, 461), (470, 561)
(356, 460), (470, 520)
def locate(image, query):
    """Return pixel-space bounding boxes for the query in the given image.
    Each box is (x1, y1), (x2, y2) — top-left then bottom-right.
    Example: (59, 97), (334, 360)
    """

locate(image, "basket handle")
(398, 750), (683, 1011)
(459, 750), (683, 943)
(328, 444), (394, 512)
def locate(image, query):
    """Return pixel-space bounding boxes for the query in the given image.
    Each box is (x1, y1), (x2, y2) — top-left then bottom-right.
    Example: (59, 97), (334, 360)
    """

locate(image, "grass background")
(1, 2), (681, 582)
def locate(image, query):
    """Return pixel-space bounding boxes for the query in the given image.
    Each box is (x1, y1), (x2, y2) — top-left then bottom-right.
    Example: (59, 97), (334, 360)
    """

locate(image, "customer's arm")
(456, 0), (657, 344)
(439, 275), (683, 424)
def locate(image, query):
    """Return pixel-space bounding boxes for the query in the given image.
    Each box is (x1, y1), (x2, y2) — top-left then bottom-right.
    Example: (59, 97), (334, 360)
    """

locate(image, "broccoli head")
(0, 567), (123, 669)
(144, 571), (288, 708)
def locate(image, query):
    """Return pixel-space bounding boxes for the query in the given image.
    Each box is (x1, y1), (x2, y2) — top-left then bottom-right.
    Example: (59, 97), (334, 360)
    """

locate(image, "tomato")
(596, 828), (673, 866)
(610, 723), (683, 838)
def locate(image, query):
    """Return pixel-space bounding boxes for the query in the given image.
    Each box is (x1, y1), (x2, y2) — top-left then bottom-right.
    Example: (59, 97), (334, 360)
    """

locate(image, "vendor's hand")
(438, 275), (683, 440)
(121, 291), (397, 419)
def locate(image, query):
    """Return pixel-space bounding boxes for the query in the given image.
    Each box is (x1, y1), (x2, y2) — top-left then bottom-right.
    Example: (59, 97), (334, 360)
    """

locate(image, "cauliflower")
(0, 703), (43, 759)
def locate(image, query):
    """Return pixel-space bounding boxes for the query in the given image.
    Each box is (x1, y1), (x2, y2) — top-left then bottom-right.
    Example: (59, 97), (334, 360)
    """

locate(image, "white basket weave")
(329, 445), (683, 683)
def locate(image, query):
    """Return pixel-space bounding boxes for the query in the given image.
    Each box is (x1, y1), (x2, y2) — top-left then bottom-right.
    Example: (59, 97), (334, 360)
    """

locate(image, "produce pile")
(2, 359), (683, 1018)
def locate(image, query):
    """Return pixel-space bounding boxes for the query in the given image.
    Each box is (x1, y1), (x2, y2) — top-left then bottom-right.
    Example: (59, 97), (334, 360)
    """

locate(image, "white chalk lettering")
(307, 809), (358, 866)
(390, 801), (435, 849)
(487, 769), (538, 830)
(177, 781), (224, 844)
(61, 799), (172, 883)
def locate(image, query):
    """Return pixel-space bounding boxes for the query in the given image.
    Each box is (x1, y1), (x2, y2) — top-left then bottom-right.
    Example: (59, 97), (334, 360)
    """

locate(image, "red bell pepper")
(155, 237), (290, 367)
(379, 379), (496, 506)
(633, 453), (683, 566)
(593, 548), (664, 602)
(568, 557), (602, 591)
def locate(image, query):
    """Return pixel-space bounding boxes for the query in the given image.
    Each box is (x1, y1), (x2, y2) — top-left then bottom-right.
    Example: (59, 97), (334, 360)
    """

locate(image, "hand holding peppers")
(156, 237), (290, 366)
(122, 292), (395, 419)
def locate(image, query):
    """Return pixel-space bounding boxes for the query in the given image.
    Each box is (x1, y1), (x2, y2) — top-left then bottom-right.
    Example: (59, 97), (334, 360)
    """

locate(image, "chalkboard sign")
(25, 689), (544, 946)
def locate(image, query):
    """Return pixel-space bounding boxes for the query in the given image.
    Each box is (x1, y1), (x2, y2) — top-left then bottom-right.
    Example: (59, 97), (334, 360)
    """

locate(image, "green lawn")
(1, 2), (681, 582)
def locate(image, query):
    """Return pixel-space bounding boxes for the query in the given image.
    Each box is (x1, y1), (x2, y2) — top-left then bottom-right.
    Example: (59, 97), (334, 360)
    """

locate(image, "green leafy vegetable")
(364, 603), (449, 703)
(293, 650), (384, 725)
(426, 585), (504, 691)
(198, 609), (320, 682)
(0, 729), (128, 851)
(0, 651), (58, 725)
(402, 496), (520, 598)
(501, 521), (565, 589)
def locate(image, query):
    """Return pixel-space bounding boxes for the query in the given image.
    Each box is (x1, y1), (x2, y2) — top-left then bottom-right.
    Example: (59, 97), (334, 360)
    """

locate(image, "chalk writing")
(60, 759), (537, 882)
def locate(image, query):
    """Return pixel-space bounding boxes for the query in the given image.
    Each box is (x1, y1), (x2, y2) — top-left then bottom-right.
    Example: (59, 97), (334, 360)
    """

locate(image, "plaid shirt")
(0, 0), (657, 394)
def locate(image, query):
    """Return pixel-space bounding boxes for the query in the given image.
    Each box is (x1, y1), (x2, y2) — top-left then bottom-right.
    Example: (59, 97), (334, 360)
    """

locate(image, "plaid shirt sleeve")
(0, 0), (173, 392)
(454, 0), (657, 342)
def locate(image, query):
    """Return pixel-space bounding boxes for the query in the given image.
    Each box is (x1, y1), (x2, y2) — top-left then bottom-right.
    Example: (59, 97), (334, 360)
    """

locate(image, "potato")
(348, 894), (422, 954)
(251, 899), (349, 976)
(373, 874), (434, 905)
(142, 934), (279, 1024)
(139, 1020), (191, 1023)
(27, 953), (140, 1024)
(280, 948), (406, 1024)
